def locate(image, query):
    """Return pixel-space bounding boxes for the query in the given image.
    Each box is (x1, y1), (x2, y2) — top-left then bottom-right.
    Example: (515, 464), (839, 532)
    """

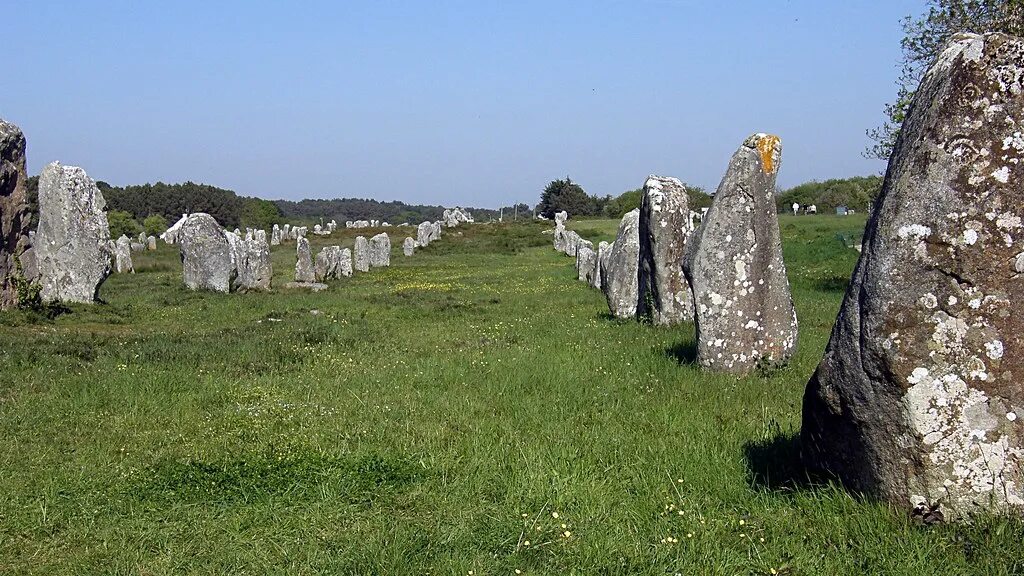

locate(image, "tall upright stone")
(0, 119), (30, 309)
(114, 235), (134, 274)
(593, 240), (610, 290)
(403, 237), (416, 256)
(576, 244), (597, 284)
(802, 33), (1024, 520)
(179, 213), (232, 293)
(227, 231), (272, 291)
(638, 176), (695, 325)
(417, 221), (432, 247)
(338, 248), (353, 277)
(369, 233), (391, 268)
(294, 237), (315, 283)
(353, 236), (370, 272)
(34, 162), (112, 303)
(602, 209), (641, 318)
(315, 246), (341, 282)
(683, 134), (797, 375)
(146, 236), (157, 251)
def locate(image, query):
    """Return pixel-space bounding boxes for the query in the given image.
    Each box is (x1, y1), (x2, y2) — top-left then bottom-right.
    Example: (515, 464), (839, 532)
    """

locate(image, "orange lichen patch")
(756, 134), (781, 174)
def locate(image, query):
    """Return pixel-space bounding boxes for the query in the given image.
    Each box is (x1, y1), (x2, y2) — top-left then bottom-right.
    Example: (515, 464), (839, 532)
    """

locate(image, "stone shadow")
(742, 431), (819, 493)
(664, 340), (697, 365)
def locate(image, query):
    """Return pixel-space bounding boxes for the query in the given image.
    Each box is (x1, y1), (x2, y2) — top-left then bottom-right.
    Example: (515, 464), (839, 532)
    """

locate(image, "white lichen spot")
(898, 224), (932, 240)
(985, 340), (1004, 360)
(992, 166), (1010, 183)
(908, 367), (930, 385)
(1008, 412), (1017, 422)
(919, 293), (938, 309)
(963, 229), (979, 245)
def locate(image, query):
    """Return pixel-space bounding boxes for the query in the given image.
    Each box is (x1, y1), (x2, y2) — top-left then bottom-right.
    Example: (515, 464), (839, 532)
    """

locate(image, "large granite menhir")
(802, 33), (1024, 520)
(34, 162), (112, 303)
(178, 213), (232, 293)
(369, 233), (390, 268)
(602, 209), (640, 319)
(0, 119), (30, 309)
(227, 231), (272, 291)
(683, 134), (797, 375)
(637, 175), (694, 325)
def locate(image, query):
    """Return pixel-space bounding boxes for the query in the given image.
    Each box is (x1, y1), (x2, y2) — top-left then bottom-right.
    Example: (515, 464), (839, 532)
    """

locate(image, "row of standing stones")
(555, 33), (1024, 522)
(0, 119), (475, 299)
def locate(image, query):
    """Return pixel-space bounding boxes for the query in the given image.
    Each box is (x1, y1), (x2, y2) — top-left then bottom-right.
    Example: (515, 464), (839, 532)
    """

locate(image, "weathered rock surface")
(338, 248), (353, 277)
(369, 233), (390, 267)
(637, 176), (695, 325)
(403, 237), (416, 256)
(294, 237), (315, 283)
(593, 241), (610, 290)
(315, 246), (341, 282)
(577, 244), (597, 284)
(602, 209), (641, 318)
(147, 236), (157, 251)
(802, 33), (1024, 520)
(417, 222), (432, 247)
(34, 162), (112, 303)
(227, 231), (272, 291)
(114, 235), (134, 273)
(353, 236), (370, 272)
(683, 134), (796, 375)
(443, 207), (474, 227)
(0, 119), (31, 309)
(178, 213), (232, 293)
(162, 214), (188, 244)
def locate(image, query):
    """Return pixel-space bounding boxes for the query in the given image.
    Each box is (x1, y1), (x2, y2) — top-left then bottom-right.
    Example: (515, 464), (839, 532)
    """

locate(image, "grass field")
(1, 216), (1022, 575)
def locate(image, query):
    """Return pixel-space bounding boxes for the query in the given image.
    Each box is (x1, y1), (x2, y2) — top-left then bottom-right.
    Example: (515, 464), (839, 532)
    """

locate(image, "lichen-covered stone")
(294, 237), (315, 283)
(593, 241), (610, 290)
(146, 236), (157, 251)
(227, 230), (272, 291)
(802, 33), (1024, 520)
(338, 248), (353, 277)
(315, 246), (341, 282)
(0, 119), (30, 309)
(417, 221), (432, 247)
(403, 237), (416, 256)
(602, 209), (640, 318)
(34, 162), (112, 303)
(178, 213), (232, 292)
(353, 236), (370, 272)
(369, 233), (390, 268)
(114, 235), (134, 274)
(638, 176), (695, 325)
(683, 134), (796, 375)
(577, 244), (597, 284)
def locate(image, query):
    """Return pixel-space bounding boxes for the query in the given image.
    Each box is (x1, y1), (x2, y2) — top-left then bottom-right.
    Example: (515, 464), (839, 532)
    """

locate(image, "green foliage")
(604, 188), (642, 219)
(537, 177), (607, 218)
(104, 181), (247, 228)
(142, 214), (168, 236)
(867, 0), (1024, 160)
(776, 175), (883, 214)
(686, 185), (713, 211)
(275, 198), (503, 225)
(106, 209), (141, 239)
(240, 198), (283, 230)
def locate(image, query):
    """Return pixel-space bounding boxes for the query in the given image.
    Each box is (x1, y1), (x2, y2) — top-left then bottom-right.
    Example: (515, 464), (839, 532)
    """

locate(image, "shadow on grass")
(664, 340), (697, 365)
(743, 431), (820, 493)
(813, 275), (850, 293)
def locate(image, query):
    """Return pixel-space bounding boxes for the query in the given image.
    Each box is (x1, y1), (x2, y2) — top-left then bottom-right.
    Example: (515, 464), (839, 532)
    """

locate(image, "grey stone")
(114, 235), (134, 273)
(0, 118), (31, 309)
(417, 221), (432, 247)
(802, 33), (1024, 520)
(369, 233), (390, 267)
(602, 209), (640, 318)
(314, 245), (341, 282)
(593, 241), (610, 289)
(178, 213), (232, 293)
(147, 236), (157, 251)
(271, 224), (281, 245)
(338, 248), (353, 277)
(294, 237), (315, 283)
(638, 175), (695, 325)
(162, 214), (188, 245)
(683, 133), (796, 375)
(227, 230), (272, 291)
(34, 162), (112, 303)
(353, 236), (370, 272)
(130, 242), (145, 253)
(576, 244), (597, 284)
(283, 281), (328, 292)
(403, 237), (416, 256)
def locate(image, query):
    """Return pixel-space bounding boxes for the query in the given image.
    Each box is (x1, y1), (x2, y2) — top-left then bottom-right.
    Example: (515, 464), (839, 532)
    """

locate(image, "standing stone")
(593, 241), (610, 290)
(294, 237), (315, 283)
(353, 236), (370, 272)
(271, 224), (281, 245)
(638, 176), (695, 325)
(338, 248), (353, 277)
(577, 244), (597, 284)
(227, 231), (272, 291)
(147, 236), (157, 251)
(0, 119), (30, 309)
(369, 233), (391, 268)
(403, 237), (416, 256)
(162, 214), (188, 244)
(430, 221), (442, 242)
(553, 213), (568, 253)
(34, 162), (112, 303)
(178, 213), (232, 293)
(130, 241), (145, 253)
(683, 134), (796, 375)
(315, 246), (341, 282)
(602, 209), (641, 318)
(417, 221), (432, 247)
(802, 33), (1024, 520)
(114, 235), (134, 274)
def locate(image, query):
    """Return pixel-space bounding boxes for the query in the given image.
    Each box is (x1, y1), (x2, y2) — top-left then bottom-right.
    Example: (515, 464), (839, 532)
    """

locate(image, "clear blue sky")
(4, 0), (924, 208)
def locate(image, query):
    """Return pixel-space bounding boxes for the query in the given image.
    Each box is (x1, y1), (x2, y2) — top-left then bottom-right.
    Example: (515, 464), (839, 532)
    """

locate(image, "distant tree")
(240, 198), (283, 229)
(775, 175), (883, 214)
(604, 188), (642, 219)
(685, 186), (713, 211)
(24, 175), (39, 230)
(866, 0), (1024, 160)
(537, 177), (598, 219)
(142, 214), (168, 236)
(107, 210), (141, 239)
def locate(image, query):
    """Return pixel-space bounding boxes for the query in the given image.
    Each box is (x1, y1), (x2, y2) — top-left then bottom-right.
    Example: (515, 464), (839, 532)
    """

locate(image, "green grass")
(0, 216), (1021, 575)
